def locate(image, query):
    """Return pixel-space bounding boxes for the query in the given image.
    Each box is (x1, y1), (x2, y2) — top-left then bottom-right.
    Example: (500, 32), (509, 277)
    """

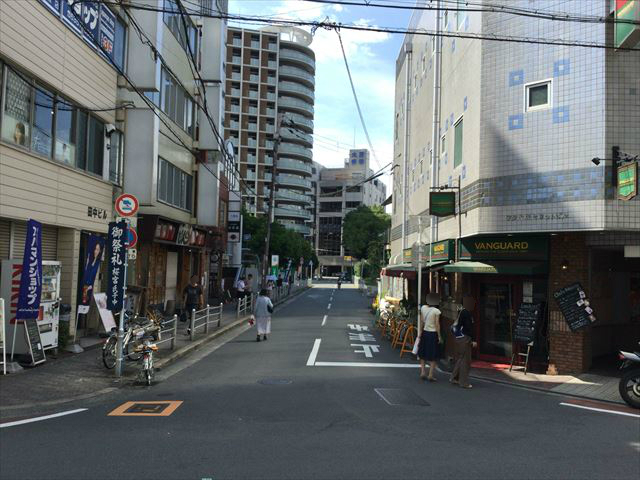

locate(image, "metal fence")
(155, 314), (179, 350)
(237, 293), (254, 318)
(190, 304), (224, 341)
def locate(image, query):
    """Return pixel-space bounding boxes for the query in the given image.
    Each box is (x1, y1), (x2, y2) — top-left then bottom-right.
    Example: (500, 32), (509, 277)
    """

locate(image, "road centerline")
(322, 314), (328, 326)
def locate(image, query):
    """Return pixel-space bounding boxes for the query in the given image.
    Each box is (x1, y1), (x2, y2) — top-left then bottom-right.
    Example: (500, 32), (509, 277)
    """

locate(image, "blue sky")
(228, 0), (413, 185)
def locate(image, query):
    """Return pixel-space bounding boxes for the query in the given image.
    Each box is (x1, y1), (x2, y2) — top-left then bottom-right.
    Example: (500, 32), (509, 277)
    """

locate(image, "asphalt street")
(1, 281), (639, 480)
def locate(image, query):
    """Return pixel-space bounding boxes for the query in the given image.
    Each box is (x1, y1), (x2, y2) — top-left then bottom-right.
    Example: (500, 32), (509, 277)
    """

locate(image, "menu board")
(23, 318), (46, 365)
(514, 303), (541, 343)
(553, 283), (596, 332)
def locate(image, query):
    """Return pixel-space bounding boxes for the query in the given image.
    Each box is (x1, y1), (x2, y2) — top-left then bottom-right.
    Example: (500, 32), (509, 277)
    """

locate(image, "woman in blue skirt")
(418, 293), (443, 381)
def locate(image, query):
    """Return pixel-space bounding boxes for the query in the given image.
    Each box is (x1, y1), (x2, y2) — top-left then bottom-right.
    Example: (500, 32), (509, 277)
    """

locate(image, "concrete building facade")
(388, 0), (640, 373)
(224, 26), (315, 238)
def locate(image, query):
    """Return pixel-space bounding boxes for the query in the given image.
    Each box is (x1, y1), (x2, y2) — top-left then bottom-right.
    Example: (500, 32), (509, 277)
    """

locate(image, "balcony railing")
(231, 72), (241, 81)
(280, 128), (312, 146)
(279, 66), (315, 87)
(278, 81), (314, 103)
(277, 157), (312, 175)
(278, 96), (314, 116)
(279, 48), (316, 71)
(231, 56), (241, 64)
(248, 90), (258, 99)
(250, 58), (260, 66)
(276, 189), (312, 203)
(275, 207), (311, 220)
(280, 222), (311, 235)
(229, 105), (240, 113)
(282, 113), (313, 132)
(276, 174), (312, 189)
(278, 143), (312, 161)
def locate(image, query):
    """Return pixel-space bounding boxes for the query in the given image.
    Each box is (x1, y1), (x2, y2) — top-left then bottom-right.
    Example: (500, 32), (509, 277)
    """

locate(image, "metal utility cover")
(108, 401), (183, 416)
(375, 388), (430, 406)
(258, 378), (293, 385)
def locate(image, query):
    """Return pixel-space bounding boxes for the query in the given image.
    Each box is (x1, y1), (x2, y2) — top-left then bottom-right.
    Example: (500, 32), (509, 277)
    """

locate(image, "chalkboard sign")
(514, 303), (541, 343)
(553, 283), (596, 332)
(23, 318), (46, 366)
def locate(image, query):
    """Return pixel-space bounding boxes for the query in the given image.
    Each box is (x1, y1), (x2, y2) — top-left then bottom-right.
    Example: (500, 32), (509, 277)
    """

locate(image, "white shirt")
(420, 306), (441, 332)
(236, 280), (245, 292)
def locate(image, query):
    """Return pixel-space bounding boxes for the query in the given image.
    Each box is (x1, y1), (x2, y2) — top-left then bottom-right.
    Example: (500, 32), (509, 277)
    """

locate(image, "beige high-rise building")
(224, 26), (316, 238)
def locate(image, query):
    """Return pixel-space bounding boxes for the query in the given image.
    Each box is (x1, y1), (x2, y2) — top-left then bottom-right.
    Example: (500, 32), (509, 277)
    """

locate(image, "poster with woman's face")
(78, 235), (106, 313)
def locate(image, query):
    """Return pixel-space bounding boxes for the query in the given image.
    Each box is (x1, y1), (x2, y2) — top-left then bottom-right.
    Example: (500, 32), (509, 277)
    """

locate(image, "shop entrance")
(478, 282), (515, 361)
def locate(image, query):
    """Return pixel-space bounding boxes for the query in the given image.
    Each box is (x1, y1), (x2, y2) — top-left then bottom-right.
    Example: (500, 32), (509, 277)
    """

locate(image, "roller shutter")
(0, 219), (10, 260)
(11, 222), (58, 261)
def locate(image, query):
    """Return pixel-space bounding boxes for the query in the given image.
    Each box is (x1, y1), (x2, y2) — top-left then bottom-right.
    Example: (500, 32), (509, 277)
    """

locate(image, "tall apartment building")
(224, 26), (316, 238)
(388, 0), (640, 374)
(317, 149), (387, 276)
(0, 0), (125, 344)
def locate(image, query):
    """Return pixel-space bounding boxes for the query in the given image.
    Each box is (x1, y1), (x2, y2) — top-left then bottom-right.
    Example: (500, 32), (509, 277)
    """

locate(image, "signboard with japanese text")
(39, 0), (61, 15)
(618, 162), (638, 201)
(16, 220), (43, 321)
(99, 3), (116, 59)
(106, 221), (127, 312)
(62, 0), (83, 35)
(553, 283), (596, 331)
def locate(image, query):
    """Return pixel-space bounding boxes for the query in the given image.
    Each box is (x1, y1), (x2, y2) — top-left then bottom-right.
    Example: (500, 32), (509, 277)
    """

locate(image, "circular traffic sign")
(115, 193), (139, 217)
(125, 227), (138, 248)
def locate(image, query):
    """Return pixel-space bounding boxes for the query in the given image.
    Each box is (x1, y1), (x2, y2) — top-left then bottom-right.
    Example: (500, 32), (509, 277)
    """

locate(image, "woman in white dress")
(253, 288), (274, 342)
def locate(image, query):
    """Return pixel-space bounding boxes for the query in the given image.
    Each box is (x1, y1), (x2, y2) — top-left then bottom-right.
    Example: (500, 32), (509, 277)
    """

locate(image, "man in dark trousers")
(182, 275), (204, 323)
(450, 295), (477, 389)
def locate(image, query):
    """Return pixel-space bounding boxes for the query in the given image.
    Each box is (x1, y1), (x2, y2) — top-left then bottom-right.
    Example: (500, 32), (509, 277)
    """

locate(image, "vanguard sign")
(460, 236), (548, 261)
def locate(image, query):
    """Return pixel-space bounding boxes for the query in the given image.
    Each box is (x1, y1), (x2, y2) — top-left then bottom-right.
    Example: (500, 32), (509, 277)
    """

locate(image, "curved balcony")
(282, 113), (313, 133)
(279, 66), (315, 88)
(278, 81), (314, 104)
(278, 96), (314, 117)
(277, 157), (312, 176)
(278, 142), (313, 162)
(279, 48), (315, 72)
(276, 189), (312, 205)
(275, 207), (312, 221)
(280, 222), (312, 235)
(280, 128), (313, 147)
(276, 174), (312, 190)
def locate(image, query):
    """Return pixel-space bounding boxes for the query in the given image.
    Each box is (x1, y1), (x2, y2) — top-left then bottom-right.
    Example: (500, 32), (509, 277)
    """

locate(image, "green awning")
(444, 261), (548, 275)
(417, 260), (447, 270)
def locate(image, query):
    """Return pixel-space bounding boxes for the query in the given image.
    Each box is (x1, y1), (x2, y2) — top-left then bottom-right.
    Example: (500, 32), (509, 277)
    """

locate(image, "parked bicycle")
(135, 339), (158, 386)
(102, 313), (159, 369)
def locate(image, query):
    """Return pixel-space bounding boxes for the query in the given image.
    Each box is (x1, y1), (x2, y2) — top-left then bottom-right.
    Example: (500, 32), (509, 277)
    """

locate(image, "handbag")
(412, 335), (420, 355)
(267, 304), (274, 314)
(450, 309), (464, 337)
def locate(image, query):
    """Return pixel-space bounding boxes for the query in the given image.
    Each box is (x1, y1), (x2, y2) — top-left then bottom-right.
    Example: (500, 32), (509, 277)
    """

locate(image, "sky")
(228, 0), (413, 190)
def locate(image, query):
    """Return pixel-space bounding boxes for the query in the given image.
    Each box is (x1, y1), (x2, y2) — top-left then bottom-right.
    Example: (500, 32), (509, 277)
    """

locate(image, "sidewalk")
(0, 284), (310, 417)
(441, 359), (624, 405)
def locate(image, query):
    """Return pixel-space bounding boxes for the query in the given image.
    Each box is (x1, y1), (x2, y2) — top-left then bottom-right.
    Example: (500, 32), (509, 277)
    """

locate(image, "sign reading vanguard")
(460, 236), (548, 261)
(618, 162), (638, 201)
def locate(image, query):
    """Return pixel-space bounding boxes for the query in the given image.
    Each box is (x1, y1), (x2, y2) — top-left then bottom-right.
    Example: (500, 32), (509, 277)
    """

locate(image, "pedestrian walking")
(450, 295), (477, 389)
(253, 288), (274, 342)
(182, 275), (203, 334)
(236, 276), (246, 300)
(417, 293), (443, 382)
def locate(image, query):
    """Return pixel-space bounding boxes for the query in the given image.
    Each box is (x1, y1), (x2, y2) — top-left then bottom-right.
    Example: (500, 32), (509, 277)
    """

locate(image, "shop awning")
(418, 260), (447, 270)
(381, 264), (416, 279)
(443, 261), (548, 275)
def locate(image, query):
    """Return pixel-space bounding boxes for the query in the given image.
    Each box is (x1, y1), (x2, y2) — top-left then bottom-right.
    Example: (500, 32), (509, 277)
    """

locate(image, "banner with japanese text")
(16, 220), (43, 321)
(106, 221), (127, 312)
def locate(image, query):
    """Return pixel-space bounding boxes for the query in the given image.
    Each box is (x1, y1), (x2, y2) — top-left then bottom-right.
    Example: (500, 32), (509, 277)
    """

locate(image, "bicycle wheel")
(102, 337), (117, 369)
(125, 341), (143, 361)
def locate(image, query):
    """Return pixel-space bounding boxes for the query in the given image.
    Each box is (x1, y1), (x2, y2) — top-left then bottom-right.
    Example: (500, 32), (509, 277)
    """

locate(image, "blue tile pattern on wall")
(462, 165), (467, 179)
(508, 114), (524, 130)
(552, 106), (570, 124)
(463, 96), (468, 111)
(509, 70), (524, 87)
(553, 59), (570, 77)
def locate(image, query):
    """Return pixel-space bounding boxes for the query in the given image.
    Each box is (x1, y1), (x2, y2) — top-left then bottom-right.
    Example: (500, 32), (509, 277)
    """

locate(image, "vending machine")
(0, 260), (61, 355)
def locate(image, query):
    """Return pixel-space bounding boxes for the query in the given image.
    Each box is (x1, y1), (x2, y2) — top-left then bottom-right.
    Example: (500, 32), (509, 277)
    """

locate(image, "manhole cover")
(374, 388), (430, 406)
(258, 378), (293, 385)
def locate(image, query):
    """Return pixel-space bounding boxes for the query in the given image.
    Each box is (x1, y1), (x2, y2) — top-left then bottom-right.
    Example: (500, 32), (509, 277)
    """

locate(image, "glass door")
(479, 282), (514, 360)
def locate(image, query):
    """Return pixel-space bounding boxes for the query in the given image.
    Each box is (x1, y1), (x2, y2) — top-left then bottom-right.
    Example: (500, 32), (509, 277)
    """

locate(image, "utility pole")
(263, 113), (283, 285)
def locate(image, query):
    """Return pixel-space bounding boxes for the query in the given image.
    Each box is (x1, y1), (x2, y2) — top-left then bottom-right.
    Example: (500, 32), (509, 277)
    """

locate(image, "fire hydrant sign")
(115, 193), (139, 217)
(107, 221), (128, 312)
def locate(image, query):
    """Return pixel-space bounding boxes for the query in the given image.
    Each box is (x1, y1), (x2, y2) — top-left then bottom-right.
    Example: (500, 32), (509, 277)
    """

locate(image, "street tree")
(342, 205), (390, 280)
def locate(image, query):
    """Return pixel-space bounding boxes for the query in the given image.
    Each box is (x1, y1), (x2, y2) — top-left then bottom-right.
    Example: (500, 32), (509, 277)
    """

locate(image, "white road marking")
(0, 408), (88, 429)
(327, 303), (331, 310)
(559, 402), (640, 418)
(321, 315), (328, 326)
(306, 339), (322, 366)
(374, 388), (395, 405)
(314, 361), (419, 368)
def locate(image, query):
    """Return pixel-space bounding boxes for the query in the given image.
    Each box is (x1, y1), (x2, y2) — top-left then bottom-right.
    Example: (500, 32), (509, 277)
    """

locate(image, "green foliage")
(343, 206), (390, 281)
(242, 211), (318, 268)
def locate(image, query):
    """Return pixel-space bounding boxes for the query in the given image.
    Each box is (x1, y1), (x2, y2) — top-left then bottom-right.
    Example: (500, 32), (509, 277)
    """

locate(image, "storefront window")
(1, 68), (32, 148)
(55, 99), (76, 165)
(31, 87), (54, 157)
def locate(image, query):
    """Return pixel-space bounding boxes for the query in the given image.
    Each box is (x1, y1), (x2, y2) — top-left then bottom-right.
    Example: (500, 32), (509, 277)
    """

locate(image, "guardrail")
(155, 314), (179, 350)
(189, 304), (224, 341)
(237, 293), (255, 318)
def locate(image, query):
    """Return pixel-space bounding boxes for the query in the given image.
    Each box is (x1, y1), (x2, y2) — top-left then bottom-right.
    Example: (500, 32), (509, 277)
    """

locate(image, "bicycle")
(135, 339), (158, 386)
(102, 314), (158, 369)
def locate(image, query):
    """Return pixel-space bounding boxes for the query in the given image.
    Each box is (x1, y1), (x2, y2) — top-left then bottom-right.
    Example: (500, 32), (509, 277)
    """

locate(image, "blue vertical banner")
(99, 4), (116, 60)
(16, 220), (43, 321)
(106, 221), (127, 312)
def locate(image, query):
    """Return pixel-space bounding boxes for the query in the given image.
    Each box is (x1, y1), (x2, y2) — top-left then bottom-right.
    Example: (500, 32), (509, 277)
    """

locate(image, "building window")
(526, 80), (551, 111)
(87, 116), (104, 175)
(109, 130), (124, 185)
(157, 157), (193, 211)
(114, 15), (127, 70)
(456, 0), (466, 29)
(31, 87), (54, 157)
(163, 0), (199, 58)
(1, 68), (32, 148)
(160, 68), (196, 137)
(55, 99), (75, 165)
(454, 118), (463, 168)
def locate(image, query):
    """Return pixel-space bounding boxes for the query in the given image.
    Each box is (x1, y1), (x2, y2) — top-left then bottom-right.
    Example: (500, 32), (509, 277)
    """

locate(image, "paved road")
(1, 282), (639, 480)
